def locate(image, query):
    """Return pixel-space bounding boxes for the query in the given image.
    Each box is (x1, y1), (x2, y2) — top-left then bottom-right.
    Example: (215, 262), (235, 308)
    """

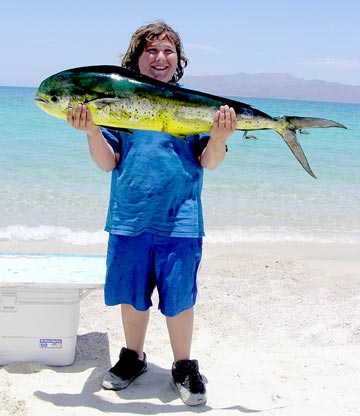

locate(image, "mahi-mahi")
(34, 65), (347, 178)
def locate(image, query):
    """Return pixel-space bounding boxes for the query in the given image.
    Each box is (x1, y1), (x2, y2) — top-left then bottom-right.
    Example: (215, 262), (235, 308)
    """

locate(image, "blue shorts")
(104, 233), (203, 317)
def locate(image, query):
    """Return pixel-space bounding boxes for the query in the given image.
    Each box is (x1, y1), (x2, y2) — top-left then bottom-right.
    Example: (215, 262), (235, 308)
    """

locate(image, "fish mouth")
(34, 95), (53, 113)
(34, 92), (51, 107)
(34, 96), (48, 104)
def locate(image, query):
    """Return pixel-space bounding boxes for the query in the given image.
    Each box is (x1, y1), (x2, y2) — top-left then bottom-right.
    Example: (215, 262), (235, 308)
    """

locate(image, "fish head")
(35, 91), (74, 121)
(34, 68), (107, 121)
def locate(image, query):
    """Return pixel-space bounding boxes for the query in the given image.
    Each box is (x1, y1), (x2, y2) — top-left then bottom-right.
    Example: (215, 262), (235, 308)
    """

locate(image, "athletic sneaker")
(102, 347), (147, 390)
(172, 359), (207, 406)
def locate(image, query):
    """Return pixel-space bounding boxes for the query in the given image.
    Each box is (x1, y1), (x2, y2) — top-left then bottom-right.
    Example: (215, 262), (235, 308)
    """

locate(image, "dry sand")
(1, 241), (360, 415)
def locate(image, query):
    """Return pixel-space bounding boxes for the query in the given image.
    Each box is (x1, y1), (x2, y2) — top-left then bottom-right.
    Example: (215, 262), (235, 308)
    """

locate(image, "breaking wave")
(0, 225), (108, 246)
(0, 224), (358, 246)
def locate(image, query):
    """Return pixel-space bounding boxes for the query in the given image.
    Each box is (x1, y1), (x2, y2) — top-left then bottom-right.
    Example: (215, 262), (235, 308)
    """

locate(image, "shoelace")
(180, 372), (205, 393)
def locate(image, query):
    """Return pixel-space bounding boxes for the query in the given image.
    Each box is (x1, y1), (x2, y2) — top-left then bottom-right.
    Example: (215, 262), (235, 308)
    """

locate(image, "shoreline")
(1, 239), (359, 277)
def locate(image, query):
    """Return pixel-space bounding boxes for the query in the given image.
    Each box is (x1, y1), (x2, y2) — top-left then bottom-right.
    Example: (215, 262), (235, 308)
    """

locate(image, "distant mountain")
(182, 73), (360, 104)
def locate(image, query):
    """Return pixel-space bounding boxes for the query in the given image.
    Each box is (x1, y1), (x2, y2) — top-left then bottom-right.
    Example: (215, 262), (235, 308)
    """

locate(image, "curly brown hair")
(121, 21), (188, 83)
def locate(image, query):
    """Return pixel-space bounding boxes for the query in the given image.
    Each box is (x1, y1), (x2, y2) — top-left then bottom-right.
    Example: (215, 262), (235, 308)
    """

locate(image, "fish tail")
(281, 128), (317, 178)
(275, 116), (347, 178)
(281, 116), (347, 130)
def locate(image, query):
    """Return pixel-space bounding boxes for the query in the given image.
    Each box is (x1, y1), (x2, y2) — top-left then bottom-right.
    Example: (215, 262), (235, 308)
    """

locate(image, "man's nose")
(156, 51), (166, 60)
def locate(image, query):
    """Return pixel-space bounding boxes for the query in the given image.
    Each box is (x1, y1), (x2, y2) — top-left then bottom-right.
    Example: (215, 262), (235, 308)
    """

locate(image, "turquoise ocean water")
(0, 86), (359, 247)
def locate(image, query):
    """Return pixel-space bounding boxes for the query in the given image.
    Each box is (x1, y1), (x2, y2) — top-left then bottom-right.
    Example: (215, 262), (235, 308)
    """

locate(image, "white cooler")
(0, 253), (105, 366)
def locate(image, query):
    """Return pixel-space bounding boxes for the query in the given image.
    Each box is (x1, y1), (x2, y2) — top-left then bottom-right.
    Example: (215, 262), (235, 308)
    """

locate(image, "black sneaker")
(172, 359), (207, 406)
(102, 347), (147, 390)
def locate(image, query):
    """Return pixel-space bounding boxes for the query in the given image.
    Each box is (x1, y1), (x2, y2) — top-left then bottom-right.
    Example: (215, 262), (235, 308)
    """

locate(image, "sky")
(1, 0), (360, 87)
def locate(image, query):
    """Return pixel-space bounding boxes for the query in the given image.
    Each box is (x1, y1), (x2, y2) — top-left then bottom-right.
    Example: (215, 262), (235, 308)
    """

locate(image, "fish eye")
(51, 96), (58, 102)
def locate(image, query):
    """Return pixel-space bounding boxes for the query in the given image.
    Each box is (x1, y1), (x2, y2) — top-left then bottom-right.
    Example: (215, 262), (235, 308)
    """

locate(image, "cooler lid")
(0, 253), (105, 289)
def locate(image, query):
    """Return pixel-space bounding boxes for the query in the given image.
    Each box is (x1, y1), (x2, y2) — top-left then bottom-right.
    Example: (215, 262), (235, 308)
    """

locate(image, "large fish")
(35, 65), (346, 178)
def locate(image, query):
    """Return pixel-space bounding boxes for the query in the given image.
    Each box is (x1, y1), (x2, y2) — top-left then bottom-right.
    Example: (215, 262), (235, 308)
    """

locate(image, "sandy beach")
(1, 240), (360, 416)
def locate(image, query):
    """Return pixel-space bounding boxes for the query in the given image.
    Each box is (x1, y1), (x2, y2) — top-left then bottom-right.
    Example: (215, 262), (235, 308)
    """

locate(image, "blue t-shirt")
(102, 128), (210, 238)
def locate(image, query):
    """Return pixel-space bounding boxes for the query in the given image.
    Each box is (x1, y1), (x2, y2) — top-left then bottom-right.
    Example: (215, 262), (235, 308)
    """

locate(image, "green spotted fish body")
(35, 65), (346, 178)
